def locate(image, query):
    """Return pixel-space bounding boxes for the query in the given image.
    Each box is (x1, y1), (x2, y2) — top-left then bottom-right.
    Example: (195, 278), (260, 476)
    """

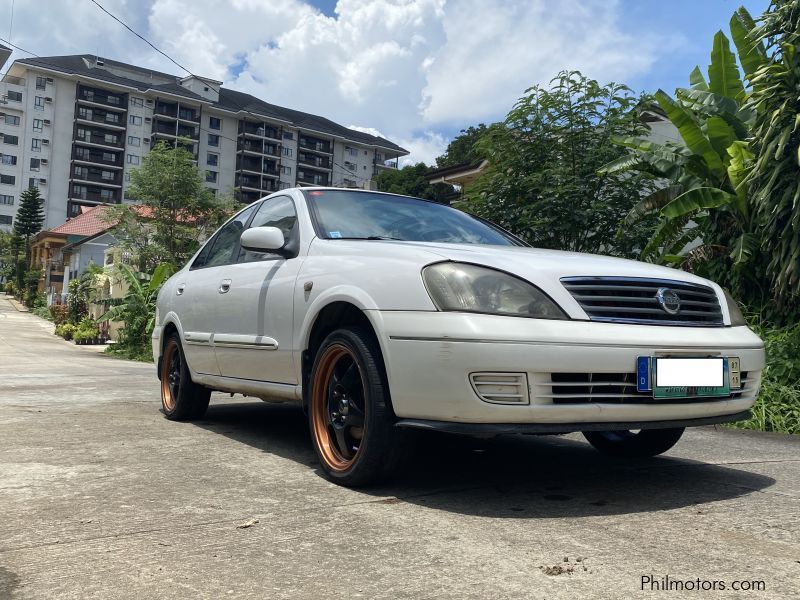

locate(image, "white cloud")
(1, 0), (672, 166)
(396, 131), (448, 166)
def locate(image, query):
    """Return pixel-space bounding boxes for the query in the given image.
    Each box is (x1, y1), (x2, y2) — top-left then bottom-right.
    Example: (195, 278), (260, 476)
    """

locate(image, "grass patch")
(104, 343), (153, 363)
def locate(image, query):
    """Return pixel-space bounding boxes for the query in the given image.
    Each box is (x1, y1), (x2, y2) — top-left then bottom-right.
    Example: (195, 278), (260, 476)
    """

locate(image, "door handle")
(219, 279), (232, 294)
(176, 284), (186, 296)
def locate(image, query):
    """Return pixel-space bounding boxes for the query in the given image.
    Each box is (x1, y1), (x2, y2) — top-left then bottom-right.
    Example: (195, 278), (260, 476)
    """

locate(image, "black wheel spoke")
(332, 425), (352, 459)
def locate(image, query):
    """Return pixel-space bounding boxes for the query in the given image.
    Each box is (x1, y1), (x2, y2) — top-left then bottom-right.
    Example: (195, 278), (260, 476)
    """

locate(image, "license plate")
(636, 357), (736, 399)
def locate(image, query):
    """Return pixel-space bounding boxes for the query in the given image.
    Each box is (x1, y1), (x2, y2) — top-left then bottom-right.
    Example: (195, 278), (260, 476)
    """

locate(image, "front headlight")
(422, 262), (567, 319)
(723, 288), (746, 326)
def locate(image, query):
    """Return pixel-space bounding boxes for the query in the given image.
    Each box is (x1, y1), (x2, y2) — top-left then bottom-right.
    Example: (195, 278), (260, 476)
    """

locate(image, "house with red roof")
(30, 205), (119, 300)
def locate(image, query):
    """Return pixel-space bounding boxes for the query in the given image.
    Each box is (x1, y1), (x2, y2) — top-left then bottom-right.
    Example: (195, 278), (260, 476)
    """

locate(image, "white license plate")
(655, 358), (724, 387)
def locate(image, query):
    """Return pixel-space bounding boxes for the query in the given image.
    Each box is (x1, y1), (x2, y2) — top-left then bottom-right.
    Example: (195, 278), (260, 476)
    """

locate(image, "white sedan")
(153, 187), (764, 486)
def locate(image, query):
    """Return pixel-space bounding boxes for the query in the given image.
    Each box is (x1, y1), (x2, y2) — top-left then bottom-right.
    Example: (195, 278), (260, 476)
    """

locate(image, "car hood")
(387, 241), (714, 285)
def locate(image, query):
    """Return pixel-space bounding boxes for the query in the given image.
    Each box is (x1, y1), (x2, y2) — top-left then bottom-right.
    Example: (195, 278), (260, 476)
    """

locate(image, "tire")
(160, 332), (211, 421)
(582, 427), (685, 458)
(308, 327), (405, 486)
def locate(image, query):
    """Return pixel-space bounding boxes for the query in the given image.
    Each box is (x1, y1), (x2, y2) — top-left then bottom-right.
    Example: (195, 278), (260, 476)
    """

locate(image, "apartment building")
(0, 47), (407, 231)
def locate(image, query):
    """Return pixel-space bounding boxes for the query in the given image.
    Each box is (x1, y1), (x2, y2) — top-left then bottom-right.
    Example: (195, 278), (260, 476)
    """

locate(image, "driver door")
(212, 195), (302, 383)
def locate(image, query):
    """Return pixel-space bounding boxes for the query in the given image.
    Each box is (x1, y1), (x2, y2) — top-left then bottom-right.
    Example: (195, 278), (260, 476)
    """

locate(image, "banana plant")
(599, 10), (763, 273)
(98, 263), (174, 350)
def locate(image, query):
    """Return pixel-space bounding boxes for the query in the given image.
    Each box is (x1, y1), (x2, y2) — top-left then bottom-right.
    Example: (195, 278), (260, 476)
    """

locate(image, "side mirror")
(240, 226), (285, 253)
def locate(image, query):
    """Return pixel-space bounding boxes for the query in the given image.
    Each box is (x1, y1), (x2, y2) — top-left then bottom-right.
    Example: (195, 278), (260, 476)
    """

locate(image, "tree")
(13, 185), (45, 265)
(745, 0), (800, 306)
(109, 141), (235, 270)
(375, 163), (452, 203)
(435, 124), (490, 168)
(460, 70), (656, 257)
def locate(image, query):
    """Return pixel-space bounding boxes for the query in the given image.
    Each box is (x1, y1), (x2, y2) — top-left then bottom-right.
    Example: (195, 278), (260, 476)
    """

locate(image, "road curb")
(0, 293), (29, 313)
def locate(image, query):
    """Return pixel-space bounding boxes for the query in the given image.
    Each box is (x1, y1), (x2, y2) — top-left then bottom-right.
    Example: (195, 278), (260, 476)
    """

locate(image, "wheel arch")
(300, 298), (390, 411)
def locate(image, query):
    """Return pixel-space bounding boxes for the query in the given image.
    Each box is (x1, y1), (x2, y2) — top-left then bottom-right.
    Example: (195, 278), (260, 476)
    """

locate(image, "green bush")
(730, 320), (800, 434)
(72, 318), (100, 344)
(3, 281), (13, 295)
(31, 305), (52, 320)
(55, 323), (76, 341)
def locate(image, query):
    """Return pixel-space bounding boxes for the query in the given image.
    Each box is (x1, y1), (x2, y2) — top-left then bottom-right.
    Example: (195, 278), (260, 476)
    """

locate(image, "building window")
(129, 115), (142, 126)
(103, 152), (117, 163)
(101, 170), (115, 181)
(3, 114), (20, 126)
(103, 133), (119, 145)
(205, 170), (217, 183)
(31, 139), (41, 152)
(207, 134), (219, 147)
(28, 177), (39, 189)
(106, 112), (120, 124)
(124, 172), (131, 182)
(281, 165), (291, 175)
(127, 154), (139, 165)
(130, 97), (144, 107)
(100, 188), (115, 201)
(209, 117), (221, 130)
(343, 178), (356, 187)
(73, 165), (88, 179)
(35, 76), (47, 90)
(346, 147), (358, 157)
(283, 131), (294, 140)
(0, 215), (12, 225)
(1, 134), (19, 145)
(107, 95), (120, 106)
(1, 154), (17, 166)
(206, 152), (218, 166)
(0, 174), (15, 185)
(344, 161), (356, 171)
(31, 118), (43, 132)
(34, 96), (45, 111)
(6, 91), (21, 102)
(283, 147), (293, 157)
(0, 195), (14, 206)
(127, 136), (141, 147)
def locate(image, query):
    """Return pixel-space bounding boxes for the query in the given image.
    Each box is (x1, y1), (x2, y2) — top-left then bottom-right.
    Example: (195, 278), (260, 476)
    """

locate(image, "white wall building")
(0, 48), (407, 231)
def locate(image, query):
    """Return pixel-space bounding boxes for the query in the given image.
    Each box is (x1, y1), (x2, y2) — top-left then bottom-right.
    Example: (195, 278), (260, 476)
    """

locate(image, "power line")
(0, 35), (38, 58)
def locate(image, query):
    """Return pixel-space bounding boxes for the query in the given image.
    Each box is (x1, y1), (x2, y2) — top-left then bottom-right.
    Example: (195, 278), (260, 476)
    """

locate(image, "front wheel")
(582, 428), (684, 457)
(308, 327), (405, 486)
(161, 333), (211, 421)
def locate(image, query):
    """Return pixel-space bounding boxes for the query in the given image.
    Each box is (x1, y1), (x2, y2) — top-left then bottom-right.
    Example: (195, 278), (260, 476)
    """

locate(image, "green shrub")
(72, 318), (100, 344)
(55, 323), (76, 341)
(729, 319), (800, 434)
(3, 281), (13, 295)
(31, 305), (52, 320)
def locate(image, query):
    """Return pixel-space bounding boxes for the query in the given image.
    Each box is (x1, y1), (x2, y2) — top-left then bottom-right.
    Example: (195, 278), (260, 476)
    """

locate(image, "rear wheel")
(582, 428), (684, 457)
(161, 333), (211, 421)
(308, 327), (404, 486)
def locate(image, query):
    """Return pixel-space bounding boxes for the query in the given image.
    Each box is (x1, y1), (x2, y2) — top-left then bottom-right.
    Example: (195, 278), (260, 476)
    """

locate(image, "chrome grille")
(538, 372), (754, 405)
(561, 276), (723, 326)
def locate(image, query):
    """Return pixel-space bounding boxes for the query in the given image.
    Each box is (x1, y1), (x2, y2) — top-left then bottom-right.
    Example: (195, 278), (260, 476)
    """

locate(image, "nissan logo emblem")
(656, 288), (681, 315)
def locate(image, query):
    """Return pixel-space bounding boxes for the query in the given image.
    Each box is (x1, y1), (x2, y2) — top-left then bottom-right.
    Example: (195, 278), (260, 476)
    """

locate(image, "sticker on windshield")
(329, 231), (342, 238)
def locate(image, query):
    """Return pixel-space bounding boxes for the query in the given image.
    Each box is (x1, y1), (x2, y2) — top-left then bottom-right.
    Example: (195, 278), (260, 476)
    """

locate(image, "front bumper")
(377, 311), (765, 425)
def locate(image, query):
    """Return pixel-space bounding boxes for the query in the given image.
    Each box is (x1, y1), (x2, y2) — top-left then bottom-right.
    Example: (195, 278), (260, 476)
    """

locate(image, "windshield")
(304, 189), (522, 246)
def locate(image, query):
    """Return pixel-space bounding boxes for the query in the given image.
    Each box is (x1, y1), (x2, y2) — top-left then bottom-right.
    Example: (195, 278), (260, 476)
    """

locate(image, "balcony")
(75, 106), (125, 130)
(298, 153), (332, 170)
(238, 120), (281, 140)
(71, 147), (124, 168)
(298, 136), (332, 155)
(3, 76), (24, 86)
(71, 166), (123, 187)
(77, 85), (127, 110)
(74, 126), (124, 150)
(154, 101), (199, 123)
(297, 171), (330, 186)
(69, 184), (121, 204)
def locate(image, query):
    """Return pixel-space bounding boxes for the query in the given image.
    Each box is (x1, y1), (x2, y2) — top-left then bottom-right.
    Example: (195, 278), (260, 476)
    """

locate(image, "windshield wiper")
(331, 236), (403, 241)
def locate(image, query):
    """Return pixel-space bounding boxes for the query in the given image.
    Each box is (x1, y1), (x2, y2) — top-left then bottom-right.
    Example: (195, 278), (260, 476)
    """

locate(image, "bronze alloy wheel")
(310, 343), (368, 472)
(161, 338), (181, 412)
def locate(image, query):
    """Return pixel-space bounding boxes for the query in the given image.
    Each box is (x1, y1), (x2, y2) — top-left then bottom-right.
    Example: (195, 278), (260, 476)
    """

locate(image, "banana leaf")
(661, 187), (736, 218)
(708, 30), (745, 100)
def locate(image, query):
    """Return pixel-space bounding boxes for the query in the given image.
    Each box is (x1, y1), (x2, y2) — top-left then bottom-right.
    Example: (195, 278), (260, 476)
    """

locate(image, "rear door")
(177, 204), (259, 375)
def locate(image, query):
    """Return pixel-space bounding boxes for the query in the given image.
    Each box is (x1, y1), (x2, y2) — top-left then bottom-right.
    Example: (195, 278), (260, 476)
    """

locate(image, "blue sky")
(2, 0), (771, 164)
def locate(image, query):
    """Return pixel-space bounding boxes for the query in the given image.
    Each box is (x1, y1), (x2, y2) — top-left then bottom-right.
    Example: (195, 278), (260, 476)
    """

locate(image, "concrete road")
(0, 294), (798, 600)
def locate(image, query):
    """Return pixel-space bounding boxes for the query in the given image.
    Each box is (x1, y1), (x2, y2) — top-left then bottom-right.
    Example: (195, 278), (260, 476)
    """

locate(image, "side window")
(192, 204), (258, 269)
(239, 196), (298, 263)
